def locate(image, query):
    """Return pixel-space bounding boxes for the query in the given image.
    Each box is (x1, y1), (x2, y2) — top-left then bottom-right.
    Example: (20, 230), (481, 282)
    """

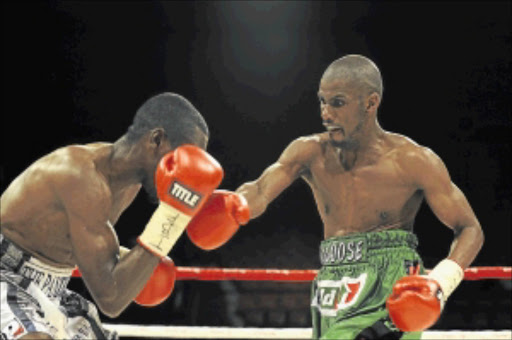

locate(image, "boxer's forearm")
(446, 223), (484, 269)
(235, 160), (299, 220)
(236, 181), (269, 219)
(92, 246), (159, 317)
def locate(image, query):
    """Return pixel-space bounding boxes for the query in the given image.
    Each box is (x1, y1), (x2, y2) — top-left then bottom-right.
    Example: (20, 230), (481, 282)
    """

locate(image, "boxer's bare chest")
(303, 146), (423, 238)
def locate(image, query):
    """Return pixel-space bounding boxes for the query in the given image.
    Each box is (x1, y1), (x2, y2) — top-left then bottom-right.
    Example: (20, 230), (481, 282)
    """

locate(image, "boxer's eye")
(331, 98), (345, 108)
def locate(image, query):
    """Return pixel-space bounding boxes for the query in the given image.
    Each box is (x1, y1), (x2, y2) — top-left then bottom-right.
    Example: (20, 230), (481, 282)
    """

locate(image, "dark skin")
(1, 127), (208, 325)
(237, 77), (484, 269)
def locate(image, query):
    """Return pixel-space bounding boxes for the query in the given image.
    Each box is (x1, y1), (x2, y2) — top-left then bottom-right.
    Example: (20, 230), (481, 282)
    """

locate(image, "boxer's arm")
(407, 147), (484, 269)
(387, 147), (484, 332)
(236, 137), (316, 219)
(57, 169), (160, 318)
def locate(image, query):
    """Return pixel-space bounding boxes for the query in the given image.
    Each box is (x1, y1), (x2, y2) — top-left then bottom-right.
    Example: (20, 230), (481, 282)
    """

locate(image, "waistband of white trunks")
(0, 233), (73, 297)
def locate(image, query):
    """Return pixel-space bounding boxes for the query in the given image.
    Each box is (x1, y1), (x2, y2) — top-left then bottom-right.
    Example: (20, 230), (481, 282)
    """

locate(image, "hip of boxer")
(1, 233), (116, 340)
(0, 233), (73, 299)
(311, 230), (424, 340)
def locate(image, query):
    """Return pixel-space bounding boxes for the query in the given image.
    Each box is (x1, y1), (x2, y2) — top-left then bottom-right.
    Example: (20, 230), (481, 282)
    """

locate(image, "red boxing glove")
(186, 190), (250, 250)
(155, 145), (224, 216)
(138, 145), (224, 257)
(386, 275), (443, 332)
(135, 257), (176, 307)
(386, 259), (464, 332)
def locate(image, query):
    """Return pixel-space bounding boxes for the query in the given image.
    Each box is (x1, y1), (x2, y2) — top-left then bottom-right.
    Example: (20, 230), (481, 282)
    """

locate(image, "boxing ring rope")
(172, 266), (512, 281)
(95, 266), (511, 339)
(102, 325), (511, 339)
(73, 265), (512, 281)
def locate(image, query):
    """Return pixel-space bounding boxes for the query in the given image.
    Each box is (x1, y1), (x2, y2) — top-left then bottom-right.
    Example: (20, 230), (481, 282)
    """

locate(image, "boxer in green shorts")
(187, 55), (484, 339)
(311, 230), (423, 339)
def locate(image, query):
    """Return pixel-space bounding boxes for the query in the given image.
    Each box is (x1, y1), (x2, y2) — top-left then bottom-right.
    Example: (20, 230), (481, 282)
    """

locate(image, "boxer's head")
(318, 55), (382, 149)
(126, 92), (209, 201)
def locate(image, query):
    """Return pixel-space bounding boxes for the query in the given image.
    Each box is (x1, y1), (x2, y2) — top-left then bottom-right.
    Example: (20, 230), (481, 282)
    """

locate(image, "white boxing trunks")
(0, 234), (117, 340)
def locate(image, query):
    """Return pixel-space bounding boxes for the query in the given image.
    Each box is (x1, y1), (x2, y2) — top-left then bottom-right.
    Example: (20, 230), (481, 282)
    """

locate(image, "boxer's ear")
(365, 92), (381, 114)
(148, 128), (173, 160)
(148, 128), (165, 148)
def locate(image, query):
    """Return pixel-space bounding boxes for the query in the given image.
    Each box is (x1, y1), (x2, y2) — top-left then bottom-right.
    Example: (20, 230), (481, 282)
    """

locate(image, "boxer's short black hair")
(322, 55), (383, 98)
(126, 93), (209, 146)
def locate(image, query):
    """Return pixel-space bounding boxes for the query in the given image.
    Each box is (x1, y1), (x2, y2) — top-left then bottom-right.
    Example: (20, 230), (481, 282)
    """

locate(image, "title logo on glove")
(170, 181), (203, 209)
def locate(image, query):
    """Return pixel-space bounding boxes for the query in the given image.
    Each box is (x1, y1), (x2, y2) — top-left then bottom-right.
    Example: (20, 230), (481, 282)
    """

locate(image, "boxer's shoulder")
(45, 144), (114, 209)
(378, 132), (426, 161)
(385, 133), (445, 184)
(284, 134), (324, 159)
(276, 135), (325, 173)
(7, 144), (102, 195)
(40, 145), (98, 181)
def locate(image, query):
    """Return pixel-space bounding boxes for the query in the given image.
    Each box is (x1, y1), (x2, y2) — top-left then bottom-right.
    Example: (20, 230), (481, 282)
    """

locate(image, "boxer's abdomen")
(305, 150), (424, 238)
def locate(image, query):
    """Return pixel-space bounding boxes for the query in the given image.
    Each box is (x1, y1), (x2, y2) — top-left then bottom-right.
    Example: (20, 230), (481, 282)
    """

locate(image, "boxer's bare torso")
(1, 143), (140, 268)
(1, 93), (212, 321)
(299, 131), (423, 239)
(239, 130), (432, 239)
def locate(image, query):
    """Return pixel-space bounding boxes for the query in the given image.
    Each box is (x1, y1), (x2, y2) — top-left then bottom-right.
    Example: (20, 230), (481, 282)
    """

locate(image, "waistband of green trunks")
(319, 229), (418, 266)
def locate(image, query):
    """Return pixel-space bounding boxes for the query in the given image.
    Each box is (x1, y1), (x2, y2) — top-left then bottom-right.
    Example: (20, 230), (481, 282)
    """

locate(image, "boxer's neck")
(337, 119), (386, 170)
(102, 136), (146, 191)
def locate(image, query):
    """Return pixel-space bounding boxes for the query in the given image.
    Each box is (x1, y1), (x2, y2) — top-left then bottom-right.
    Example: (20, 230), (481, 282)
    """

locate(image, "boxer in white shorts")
(1, 93), (223, 339)
(1, 234), (116, 339)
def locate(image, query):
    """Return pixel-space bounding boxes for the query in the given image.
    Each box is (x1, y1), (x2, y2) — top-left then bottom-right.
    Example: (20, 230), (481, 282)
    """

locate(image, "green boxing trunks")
(311, 230), (424, 340)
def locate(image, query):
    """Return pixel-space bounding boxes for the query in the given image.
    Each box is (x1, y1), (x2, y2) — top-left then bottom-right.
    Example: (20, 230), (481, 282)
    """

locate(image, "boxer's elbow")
(473, 224), (484, 252)
(95, 298), (125, 318)
(103, 309), (123, 319)
(458, 222), (484, 250)
(92, 287), (128, 318)
(451, 222), (484, 267)
(100, 307), (121, 319)
(470, 225), (485, 263)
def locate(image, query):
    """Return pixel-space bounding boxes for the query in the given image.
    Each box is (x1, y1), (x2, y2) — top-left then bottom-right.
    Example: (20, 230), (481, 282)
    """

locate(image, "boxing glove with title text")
(186, 190), (251, 250)
(138, 145), (224, 258)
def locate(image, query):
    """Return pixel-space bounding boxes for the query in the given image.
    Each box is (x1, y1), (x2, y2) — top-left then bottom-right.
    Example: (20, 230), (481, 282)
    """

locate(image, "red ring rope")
(72, 266), (511, 281)
(174, 266), (511, 282)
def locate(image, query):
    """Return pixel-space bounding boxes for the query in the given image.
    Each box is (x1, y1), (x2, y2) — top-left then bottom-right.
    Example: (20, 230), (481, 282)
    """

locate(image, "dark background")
(2, 0), (511, 335)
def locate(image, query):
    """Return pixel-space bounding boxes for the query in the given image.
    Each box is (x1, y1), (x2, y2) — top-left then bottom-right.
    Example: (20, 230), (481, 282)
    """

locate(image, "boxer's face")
(318, 79), (368, 149)
(140, 132), (172, 204)
(140, 128), (209, 204)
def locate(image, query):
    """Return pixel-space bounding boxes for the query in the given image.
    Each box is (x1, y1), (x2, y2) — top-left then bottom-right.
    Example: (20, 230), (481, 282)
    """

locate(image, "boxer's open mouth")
(324, 124), (344, 138)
